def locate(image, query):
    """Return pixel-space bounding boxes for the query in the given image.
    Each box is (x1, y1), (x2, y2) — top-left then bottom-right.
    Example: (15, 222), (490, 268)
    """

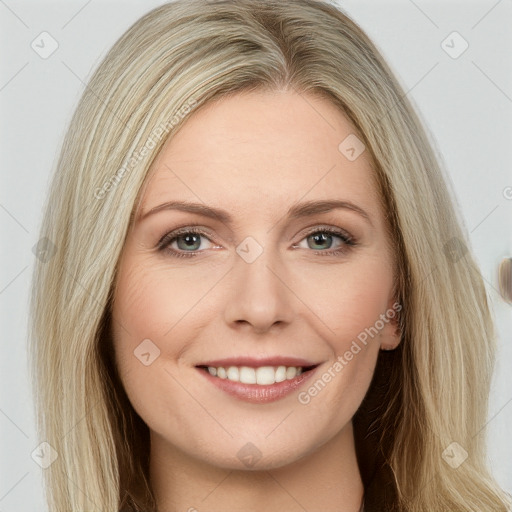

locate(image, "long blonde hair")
(29, 1), (511, 510)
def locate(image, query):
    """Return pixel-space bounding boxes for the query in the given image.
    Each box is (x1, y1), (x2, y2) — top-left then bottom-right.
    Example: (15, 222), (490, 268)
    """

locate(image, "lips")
(196, 356), (320, 368)
(195, 356), (321, 404)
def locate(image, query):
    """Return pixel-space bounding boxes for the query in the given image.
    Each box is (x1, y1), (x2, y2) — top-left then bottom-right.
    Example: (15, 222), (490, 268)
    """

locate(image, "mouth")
(195, 362), (321, 404)
(195, 364), (319, 385)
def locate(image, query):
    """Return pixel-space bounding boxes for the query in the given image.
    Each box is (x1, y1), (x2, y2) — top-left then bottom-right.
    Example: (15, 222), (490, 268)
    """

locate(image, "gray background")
(1, 0), (511, 509)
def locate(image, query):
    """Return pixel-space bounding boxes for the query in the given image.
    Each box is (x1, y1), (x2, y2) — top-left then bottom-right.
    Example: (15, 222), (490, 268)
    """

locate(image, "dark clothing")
(353, 352), (401, 512)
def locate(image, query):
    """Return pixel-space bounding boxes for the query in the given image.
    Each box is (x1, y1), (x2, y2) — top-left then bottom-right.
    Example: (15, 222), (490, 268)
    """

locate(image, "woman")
(29, 0), (511, 510)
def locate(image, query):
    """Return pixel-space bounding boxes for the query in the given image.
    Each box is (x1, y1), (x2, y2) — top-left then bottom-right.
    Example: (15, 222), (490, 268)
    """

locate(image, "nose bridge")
(223, 234), (294, 331)
(236, 235), (280, 292)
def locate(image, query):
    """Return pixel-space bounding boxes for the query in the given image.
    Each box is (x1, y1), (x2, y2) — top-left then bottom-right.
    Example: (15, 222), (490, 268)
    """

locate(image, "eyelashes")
(156, 225), (357, 259)
(291, 227), (356, 256)
(157, 227), (216, 259)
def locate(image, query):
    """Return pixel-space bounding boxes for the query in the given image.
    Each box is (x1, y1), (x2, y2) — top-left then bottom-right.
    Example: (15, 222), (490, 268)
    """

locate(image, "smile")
(199, 365), (313, 385)
(196, 364), (319, 404)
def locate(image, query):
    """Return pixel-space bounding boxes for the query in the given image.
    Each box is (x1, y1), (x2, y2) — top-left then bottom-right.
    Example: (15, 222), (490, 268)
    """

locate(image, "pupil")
(310, 233), (331, 250)
(179, 234), (200, 250)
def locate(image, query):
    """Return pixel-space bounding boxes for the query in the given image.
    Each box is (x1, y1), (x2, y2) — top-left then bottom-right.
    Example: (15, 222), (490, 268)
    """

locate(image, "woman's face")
(111, 89), (400, 470)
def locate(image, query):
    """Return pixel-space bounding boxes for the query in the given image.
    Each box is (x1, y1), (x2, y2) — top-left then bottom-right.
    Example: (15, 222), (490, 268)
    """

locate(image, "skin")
(111, 89), (401, 512)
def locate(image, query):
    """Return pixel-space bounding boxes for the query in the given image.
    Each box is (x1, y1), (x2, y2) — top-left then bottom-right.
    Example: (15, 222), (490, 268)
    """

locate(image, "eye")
(157, 227), (218, 259)
(157, 225), (357, 259)
(293, 227), (356, 256)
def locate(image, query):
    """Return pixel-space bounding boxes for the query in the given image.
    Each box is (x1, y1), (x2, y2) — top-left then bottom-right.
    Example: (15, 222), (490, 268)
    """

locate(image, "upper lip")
(196, 356), (320, 368)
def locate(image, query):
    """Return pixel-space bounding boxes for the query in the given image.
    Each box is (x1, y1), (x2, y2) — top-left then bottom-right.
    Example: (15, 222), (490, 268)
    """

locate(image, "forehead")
(138, 90), (381, 222)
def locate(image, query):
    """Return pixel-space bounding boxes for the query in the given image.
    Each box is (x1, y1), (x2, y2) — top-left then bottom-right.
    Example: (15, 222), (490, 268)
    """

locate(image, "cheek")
(110, 257), (197, 425)
(110, 252), (225, 407)
(110, 257), (176, 381)
(294, 256), (392, 403)
(112, 254), (211, 351)
(294, 253), (394, 347)
(113, 264), (165, 345)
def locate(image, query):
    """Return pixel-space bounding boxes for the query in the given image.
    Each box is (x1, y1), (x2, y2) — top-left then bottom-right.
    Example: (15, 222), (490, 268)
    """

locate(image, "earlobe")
(380, 335), (401, 351)
(380, 306), (402, 351)
(380, 343), (399, 351)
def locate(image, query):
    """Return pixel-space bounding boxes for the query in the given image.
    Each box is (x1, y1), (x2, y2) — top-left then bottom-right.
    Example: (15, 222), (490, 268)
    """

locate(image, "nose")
(223, 242), (295, 335)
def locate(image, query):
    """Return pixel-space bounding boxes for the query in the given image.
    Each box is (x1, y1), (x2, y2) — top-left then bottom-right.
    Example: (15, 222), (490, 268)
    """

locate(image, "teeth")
(256, 366), (275, 385)
(275, 365), (287, 383)
(286, 366), (297, 379)
(226, 366), (239, 381)
(205, 365), (305, 385)
(239, 366), (256, 384)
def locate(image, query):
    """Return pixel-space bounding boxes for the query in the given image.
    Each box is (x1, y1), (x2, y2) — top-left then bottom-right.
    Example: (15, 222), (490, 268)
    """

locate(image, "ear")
(379, 298), (402, 351)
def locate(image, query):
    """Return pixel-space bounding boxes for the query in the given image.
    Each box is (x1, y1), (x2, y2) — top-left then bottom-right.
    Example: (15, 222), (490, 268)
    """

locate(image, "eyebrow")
(139, 199), (373, 227)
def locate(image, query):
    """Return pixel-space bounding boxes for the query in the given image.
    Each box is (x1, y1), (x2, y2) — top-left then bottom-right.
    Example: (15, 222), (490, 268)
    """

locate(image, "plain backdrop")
(1, 0), (511, 509)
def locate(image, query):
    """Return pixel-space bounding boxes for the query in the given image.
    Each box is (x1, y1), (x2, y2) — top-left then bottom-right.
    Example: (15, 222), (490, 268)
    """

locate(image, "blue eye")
(171, 232), (204, 251)
(293, 227), (356, 256)
(157, 226), (356, 259)
(157, 227), (215, 259)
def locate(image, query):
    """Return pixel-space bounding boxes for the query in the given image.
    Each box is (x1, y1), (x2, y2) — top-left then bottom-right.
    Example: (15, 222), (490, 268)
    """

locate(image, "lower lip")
(196, 367), (318, 404)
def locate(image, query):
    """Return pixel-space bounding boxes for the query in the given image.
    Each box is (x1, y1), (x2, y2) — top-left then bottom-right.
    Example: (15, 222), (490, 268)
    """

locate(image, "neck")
(149, 421), (364, 512)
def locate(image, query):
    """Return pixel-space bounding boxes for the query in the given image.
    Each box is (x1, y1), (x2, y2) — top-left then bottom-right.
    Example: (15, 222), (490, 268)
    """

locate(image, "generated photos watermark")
(94, 98), (198, 200)
(297, 301), (402, 405)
